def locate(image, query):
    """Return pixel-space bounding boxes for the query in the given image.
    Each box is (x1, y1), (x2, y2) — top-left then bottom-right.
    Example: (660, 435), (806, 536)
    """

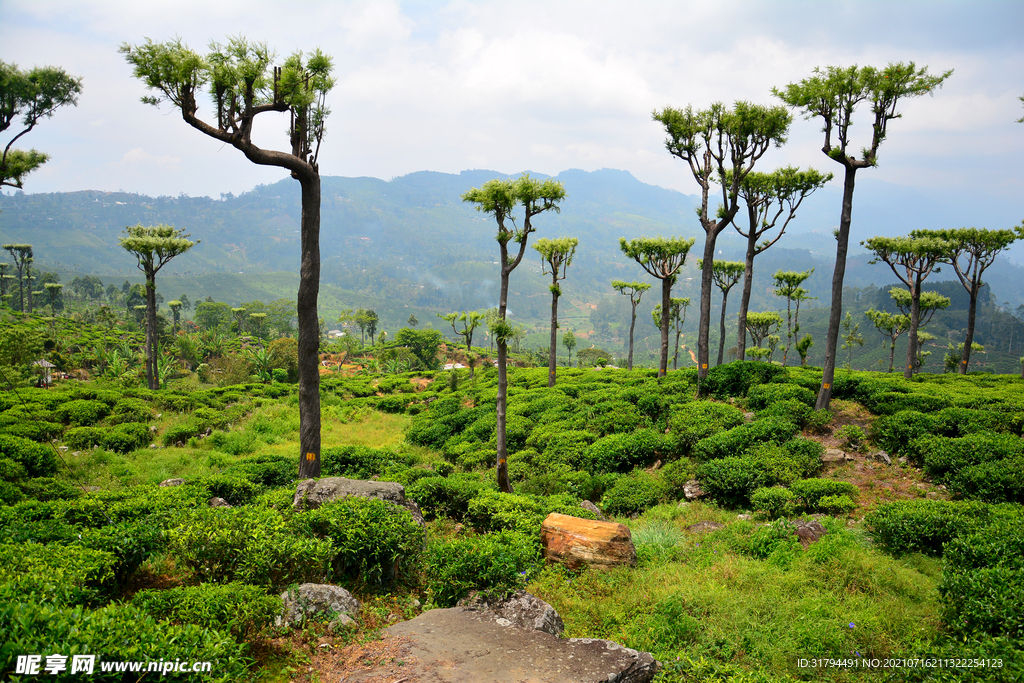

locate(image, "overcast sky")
(2, 0), (1022, 215)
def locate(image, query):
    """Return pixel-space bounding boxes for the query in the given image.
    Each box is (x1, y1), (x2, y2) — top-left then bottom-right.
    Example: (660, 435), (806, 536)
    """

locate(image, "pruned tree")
(840, 312), (864, 371)
(562, 329), (577, 367)
(231, 307), (248, 335)
(697, 259), (744, 366)
(796, 333), (814, 367)
(462, 174), (566, 493)
(774, 62), (952, 407)
(863, 234), (950, 378)
(864, 308), (910, 373)
(730, 167), (831, 360)
(118, 224), (198, 390)
(533, 237), (578, 386)
(168, 300), (183, 334)
(889, 288), (950, 333)
(440, 310), (484, 378)
(2, 244), (31, 313)
(122, 36), (334, 477)
(619, 237), (696, 377)
(651, 296), (691, 370)
(0, 61), (83, 189)
(407, 314), (418, 328)
(744, 311), (782, 359)
(611, 280), (651, 371)
(43, 282), (62, 315)
(249, 312), (267, 339)
(772, 269), (816, 366)
(0, 263), (12, 305)
(653, 102), (791, 384)
(918, 226), (1022, 373)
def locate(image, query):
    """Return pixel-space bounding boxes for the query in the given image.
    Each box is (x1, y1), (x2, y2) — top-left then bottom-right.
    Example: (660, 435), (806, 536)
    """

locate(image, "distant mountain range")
(2, 167), (1023, 316)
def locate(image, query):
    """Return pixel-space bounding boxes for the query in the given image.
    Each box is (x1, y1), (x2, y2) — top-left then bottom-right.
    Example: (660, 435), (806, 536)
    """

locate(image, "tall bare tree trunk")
(144, 274), (158, 390)
(495, 242), (513, 493)
(296, 174), (323, 480)
(658, 277), (672, 377)
(547, 285), (559, 387)
(817, 166), (857, 411)
(717, 288), (731, 366)
(627, 301), (638, 370)
(959, 283), (981, 374)
(905, 273), (922, 380)
(736, 226), (757, 362)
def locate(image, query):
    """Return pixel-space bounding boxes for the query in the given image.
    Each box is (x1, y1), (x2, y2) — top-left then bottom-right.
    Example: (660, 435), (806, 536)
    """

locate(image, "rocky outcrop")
(686, 521), (724, 534)
(344, 607), (660, 683)
(458, 590), (565, 637)
(159, 478), (185, 487)
(208, 496), (231, 507)
(293, 476), (424, 526)
(580, 499), (606, 520)
(683, 479), (706, 500)
(276, 583), (361, 628)
(792, 519), (828, 548)
(822, 449), (854, 464)
(541, 512), (636, 570)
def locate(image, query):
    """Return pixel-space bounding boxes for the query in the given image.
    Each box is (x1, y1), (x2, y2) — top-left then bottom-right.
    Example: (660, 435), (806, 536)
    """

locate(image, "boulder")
(683, 479), (705, 500)
(686, 521), (724, 534)
(541, 513), (636, 570)
(580, 499), (606, 520)
(159, 478), (185, 487)
(276, 583), (361, 628)
(792, 519), (828, 549)
(822, 448), (853, 464)
(208, 497), (231, 507)
(874, 450), (893, 466)
(736, 514), (752, 521)
(293, 476), (424, 527)
(458, 589), (565, 637)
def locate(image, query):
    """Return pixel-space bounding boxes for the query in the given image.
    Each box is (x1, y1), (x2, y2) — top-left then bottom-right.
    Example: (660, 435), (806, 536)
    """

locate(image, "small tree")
(745, 311), (782, 356)
(462, 174), (566, 493)
(652, 297), (692, 370)
(653, 102), (791, 384)
(407, 314), (418, 328)
(249, 312), (267, 339)
(772, 269), (816, 366)
(2, 244), (32, 313)
(533, 237), (578, 387)
(619, 237), (696, 377)
(775, 63), (951, 408)
(840, 312), (864, 371)
(231, 307), (248, 335)
(43, 282), (62, 315)
(562, 329), (577, 367)
(863, 234), (950, 379)
(698, 259), (744, 366)
(168, 300), (183, 334)
(611, 280), (652, 370)
(796, 333), (814, 367)
(729, 167), (831, 360)
(864, 308), (910, 373)
(118, 224), (198, 390)
(920, 226), (1022, 374)
(0, 61), (83, 189)
(440, 310), (484, 378)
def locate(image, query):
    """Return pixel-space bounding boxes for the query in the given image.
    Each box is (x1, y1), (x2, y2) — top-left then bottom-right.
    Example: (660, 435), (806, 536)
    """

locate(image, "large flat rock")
(345, 607), (658, 683)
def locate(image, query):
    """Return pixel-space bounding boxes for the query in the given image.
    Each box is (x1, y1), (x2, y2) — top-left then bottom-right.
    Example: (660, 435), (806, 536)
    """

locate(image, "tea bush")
(320, 445), (415, 480)
(132, 582), (282, 641)
(422, 529), (541, 607)
(290, 497), (424, 584)
(406, 474), (493, 521)
(186, 475), (264, 506)
(55, 399), (109, 427)
(0, 433), (57, 477)
(465, 489), (594, 535)
(746, 383), (816, 410)
(584, 428), (667, 473)
(107, 397), (153, 425)
(703, 361), (787, 398)
(915, 432), (1024, 481)
(224, 454), (295, 488)
(816, 494), (856, 516)
(601, 471), (666, 516)
(667, 401), (745, 455)
(692, 416), (798, 461)
(790, 479), (857, 511)
(750, 486), (796, 520)
(0, 542), (117, 606)
(870, 410), (937, 457)
(947, 455), (1024, 504)
(865, 500), (1005, 555)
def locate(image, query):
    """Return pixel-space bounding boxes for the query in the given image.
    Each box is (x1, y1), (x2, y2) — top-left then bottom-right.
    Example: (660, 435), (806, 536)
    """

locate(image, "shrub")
(940, 567), (1024, 639)
(320, 445), (414, 480)
(186, 475), (264, 506)
(695, 444), (806, 508)
(17, 477), (82, 502)
(746, 383), (816, 410)
(168, 507), (333, 589)
(107, 398), (153, 425)
(805, 409), (833, 435)
(0, 600), (253, 682)
(948, 456), (1024, 504)
(750, 487), (796, 520)
(703, 361), (788, 399)
(864, 390), (952, 416)
(55, 399), (109, 427)
(817, 494), (856, 516)
(757, 398), (812, 428)
(100, 422), (152, 453)
(132, 582), (282, 641)
(944, 520), (1024, 574)
(77, 519), (165, 586)
(692, 416), (798, 462)
(588, 400), (646, 436)
(870, 410), (937, 457)
(0, 434), (57, 477)
(163, 419), (205, 446)
(0, 457), (26, 482)
(518, 467), (613, 503)
(290, 498), (424, 584)
(0, 542), (118, 606)
(790, 478), (857, 512)
(865, 500), (996, 555)
(422, 530), (541, 607)
(667, 401), (745, 455)
(934, 407), (1007, 437)
(225, 454), (295, 488)
(376, 394), (414, 413)
(584, 428), (667, 473)
(601, 471), (666, 516)
(538, 430), (595, 468)
(465, 490), (588, 535)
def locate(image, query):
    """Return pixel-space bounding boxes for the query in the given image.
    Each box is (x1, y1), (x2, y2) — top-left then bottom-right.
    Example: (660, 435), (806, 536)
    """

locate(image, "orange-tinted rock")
(541, 512), (636, 570)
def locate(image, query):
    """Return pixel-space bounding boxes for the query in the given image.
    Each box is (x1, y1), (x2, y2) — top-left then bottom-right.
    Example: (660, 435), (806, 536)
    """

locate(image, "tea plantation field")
(2, 362), (1022, 682)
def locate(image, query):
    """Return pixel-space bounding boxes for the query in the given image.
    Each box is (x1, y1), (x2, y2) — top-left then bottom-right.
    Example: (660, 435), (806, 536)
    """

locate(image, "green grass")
(529, 502), (945, 681)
